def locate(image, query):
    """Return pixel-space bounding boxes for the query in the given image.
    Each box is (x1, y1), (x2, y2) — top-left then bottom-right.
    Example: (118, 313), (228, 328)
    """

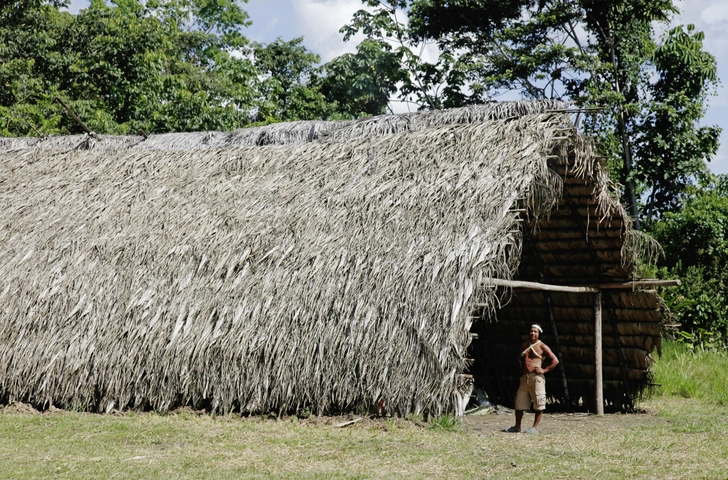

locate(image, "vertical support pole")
(594, 291), (604, 416)
(546, 294), (571, 409)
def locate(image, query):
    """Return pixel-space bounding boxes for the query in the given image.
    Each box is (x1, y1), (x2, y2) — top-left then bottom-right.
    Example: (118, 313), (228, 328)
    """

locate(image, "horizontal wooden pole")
(547, 107), (606, 113)
(481, 278), (679, 293)
(583, 279), (680, 289)
(481, 278), (599, 293)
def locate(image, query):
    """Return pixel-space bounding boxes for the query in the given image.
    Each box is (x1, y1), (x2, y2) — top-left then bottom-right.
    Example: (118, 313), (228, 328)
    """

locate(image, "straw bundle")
(0, 101), (629, 415)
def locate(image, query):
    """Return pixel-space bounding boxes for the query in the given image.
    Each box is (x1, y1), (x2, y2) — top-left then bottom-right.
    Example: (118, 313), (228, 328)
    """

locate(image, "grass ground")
(0, 341), (726, 479)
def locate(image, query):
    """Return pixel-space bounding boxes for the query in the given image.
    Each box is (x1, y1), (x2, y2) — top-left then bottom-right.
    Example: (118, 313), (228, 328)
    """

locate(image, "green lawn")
(0, 341), (726, 479)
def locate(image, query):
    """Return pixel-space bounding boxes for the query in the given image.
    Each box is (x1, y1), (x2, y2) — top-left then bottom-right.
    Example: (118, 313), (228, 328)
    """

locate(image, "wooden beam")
(481, 278), (679, 293)
(333, 418), (364, 428)
(481, 278), (599, 293)
(594, 291), (604, 416)
(54, 96), (96, 137)
(584, 279), (681, 289)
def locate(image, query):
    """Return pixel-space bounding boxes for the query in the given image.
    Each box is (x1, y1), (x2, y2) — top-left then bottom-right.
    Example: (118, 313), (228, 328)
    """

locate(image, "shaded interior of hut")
(466, 157), (662, 414)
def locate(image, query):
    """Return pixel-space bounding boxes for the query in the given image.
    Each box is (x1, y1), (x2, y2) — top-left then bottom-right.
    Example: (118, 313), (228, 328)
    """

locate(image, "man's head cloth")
(531, 324), (543, 334)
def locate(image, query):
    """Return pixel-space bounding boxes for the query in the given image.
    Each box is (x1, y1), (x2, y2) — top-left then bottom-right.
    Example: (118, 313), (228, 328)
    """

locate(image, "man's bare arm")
(536, 344), (559, 374)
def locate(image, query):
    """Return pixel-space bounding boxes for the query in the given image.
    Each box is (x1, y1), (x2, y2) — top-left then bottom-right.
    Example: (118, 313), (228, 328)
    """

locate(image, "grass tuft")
(650, 340), (728, 405)
(430, 414), (459, 431)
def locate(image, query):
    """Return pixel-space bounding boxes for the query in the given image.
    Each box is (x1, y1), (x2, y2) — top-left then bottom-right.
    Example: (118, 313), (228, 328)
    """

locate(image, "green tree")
(0, 1), (72, 135)
(649, 176), (728, 347)
(0, 0), (258, 136)
(252, 37), (331, 122)
(634, 25), (721, 221)
(340, 2), (485, 111)
(320, 39), (409, 117)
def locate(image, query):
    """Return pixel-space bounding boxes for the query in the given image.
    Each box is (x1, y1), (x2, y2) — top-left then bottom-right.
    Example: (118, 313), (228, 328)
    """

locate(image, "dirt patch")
(0, 402), (40, 415)
(168, 406), (209, 417)
(463, 406), (664, 436)
(0, 400), (664, 436)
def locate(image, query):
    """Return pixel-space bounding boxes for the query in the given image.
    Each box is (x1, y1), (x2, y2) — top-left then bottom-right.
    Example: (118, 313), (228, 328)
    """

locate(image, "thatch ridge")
(0, 102), (638, 415)
(0, 100), (570, 153)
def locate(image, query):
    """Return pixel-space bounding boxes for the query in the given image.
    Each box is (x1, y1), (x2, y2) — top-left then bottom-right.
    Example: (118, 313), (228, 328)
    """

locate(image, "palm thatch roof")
(0, 101), (659, 416)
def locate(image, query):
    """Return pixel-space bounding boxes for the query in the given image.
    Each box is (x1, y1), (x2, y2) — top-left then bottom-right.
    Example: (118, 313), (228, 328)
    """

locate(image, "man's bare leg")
(515, 410), (524, 430)
(532, 410), (543, 429)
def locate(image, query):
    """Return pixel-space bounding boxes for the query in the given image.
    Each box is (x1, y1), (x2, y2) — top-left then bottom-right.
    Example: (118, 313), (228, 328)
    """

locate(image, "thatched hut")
(0, 101), (663, 416)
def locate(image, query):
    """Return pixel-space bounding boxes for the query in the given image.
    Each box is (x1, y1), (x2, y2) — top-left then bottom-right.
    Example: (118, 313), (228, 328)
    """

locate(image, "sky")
(67, 0), (728, 174)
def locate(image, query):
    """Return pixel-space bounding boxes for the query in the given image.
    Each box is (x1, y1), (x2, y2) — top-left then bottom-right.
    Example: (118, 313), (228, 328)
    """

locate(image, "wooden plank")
(529, 227), (623, 239)
(527, 251), (595, 263)
(532, 238), (623, 251)
(500, 305), (660, 319)
(487, 333), (656, 352)
(333, 418), (364, 428)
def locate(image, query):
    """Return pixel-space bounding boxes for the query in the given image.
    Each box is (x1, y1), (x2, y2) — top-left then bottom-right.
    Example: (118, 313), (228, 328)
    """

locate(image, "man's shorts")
(515, 373), (546, 411)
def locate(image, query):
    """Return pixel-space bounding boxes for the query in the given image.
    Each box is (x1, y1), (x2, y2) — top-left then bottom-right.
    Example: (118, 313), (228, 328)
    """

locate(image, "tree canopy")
(1, 0), (263, 134)
(0, 0), (345, 135)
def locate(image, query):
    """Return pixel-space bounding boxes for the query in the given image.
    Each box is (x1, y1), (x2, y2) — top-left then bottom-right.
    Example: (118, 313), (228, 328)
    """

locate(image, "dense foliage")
(0, 0), (265, 134)
(252, 37), (331, 122)
(649, 176), (728, 349)
(0, 0), (385, 136)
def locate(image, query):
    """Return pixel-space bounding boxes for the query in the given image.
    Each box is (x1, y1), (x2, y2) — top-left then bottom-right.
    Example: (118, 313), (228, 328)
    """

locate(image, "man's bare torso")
(521, 341), (556, 375)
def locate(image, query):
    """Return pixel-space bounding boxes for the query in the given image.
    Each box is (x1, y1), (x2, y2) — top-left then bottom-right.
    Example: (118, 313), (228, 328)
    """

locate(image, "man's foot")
(503, 426), (521, 433)
(524, 427), (539, 434)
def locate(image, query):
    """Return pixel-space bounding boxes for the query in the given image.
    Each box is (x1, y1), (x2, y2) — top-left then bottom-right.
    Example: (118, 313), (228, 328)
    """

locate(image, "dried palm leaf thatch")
(134, 120), (354, 150)
(0, 100), (569, 153)
(0, 133), (143, 152)
(0, 121), (353, 153)
(319, 100), (570, 143)
(623, 229), (664, 272)
(0, 102), (623, 416)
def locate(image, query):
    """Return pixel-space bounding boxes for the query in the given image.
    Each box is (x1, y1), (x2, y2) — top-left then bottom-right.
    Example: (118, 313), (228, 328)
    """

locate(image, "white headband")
(531, 324), (543, 333)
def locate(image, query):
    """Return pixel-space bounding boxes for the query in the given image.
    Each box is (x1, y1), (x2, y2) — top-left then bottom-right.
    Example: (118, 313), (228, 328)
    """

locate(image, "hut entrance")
(467, 279), (604, 414)
(467, 278), (675, 414)
(467, 310), (519, 408)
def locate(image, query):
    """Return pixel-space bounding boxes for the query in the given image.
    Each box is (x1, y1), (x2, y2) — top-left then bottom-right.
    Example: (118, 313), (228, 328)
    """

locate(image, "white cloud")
(291, 0), (364, 62)
(67, 0), (88, 14)
(264, 17), (281, 34)
(700, 2), (728, 24)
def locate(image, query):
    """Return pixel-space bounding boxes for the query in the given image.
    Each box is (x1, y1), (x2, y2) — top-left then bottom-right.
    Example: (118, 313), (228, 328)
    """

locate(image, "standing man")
(504, 324), (559, 434)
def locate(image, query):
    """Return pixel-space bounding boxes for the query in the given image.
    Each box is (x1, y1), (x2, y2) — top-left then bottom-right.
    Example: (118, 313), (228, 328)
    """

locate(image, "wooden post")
(594, 291), (604, 416)
(54, 96), (94, 135)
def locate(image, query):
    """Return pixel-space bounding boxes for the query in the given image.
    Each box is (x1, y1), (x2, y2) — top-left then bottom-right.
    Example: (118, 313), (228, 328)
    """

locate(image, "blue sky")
(67, 0), (728, 174)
